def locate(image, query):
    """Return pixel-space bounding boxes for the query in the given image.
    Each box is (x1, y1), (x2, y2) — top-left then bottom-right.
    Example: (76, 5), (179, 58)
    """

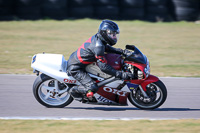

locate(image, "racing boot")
(75, 86), (94, 100)
(71, 82), (98, 100)
(69, 86), (86, 101)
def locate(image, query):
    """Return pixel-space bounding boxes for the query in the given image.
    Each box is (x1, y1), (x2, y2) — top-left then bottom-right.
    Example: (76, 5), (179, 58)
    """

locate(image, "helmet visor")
(107, 29), (120, 44)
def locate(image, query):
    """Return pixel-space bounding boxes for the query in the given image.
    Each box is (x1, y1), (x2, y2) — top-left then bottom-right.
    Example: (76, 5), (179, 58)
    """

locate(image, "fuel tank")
(85, 54), (122, 78)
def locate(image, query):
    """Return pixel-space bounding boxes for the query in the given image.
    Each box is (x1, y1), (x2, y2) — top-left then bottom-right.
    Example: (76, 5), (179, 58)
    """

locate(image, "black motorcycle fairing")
(124, 45), (147, 64)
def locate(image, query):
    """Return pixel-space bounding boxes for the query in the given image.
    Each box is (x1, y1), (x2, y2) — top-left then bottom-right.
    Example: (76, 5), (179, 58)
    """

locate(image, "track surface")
(0, 74), (200, 120)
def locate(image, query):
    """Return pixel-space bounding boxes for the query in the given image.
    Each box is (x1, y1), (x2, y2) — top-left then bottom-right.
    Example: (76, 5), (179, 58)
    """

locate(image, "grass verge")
(0, 19), (200, 77)
(0, 119), (200, 133)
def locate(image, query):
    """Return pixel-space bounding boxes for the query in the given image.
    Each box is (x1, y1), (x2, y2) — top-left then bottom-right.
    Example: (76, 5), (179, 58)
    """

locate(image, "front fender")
(141, 75), (159, 91)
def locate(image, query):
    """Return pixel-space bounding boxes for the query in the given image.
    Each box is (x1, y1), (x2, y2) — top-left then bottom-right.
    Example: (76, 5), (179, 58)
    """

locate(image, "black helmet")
(98, 20), (120, 46)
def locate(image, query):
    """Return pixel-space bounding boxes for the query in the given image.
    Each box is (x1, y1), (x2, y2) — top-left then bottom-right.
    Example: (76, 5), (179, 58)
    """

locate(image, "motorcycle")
(31, 45), (167, 110)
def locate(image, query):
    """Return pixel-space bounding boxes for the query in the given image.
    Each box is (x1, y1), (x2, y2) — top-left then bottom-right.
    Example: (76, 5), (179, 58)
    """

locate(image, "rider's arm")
(94, 40), (133, 79)
(106, 44), (132, 57)
(105, 44), (123, 54)
(94, 43), (117, 76)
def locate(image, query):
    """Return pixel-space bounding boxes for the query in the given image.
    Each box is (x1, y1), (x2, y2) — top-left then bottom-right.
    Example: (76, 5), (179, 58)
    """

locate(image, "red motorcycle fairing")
(96, 86), (129, 105)
(124, 61), (148, 78)
(129, 75), (159, 91)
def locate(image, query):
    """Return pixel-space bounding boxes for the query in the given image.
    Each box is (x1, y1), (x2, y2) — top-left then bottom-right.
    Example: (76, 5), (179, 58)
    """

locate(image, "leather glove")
(116, 71), (134, 80)
(123, 49), (132, 57)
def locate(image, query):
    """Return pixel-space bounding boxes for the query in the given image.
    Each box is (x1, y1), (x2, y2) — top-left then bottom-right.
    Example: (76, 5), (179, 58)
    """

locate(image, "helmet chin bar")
(107, 32), (119, 44)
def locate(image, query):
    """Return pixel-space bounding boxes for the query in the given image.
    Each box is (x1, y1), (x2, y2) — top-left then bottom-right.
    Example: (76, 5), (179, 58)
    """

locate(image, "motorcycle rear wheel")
(128, 80), (167, 110)
(33, 74), (73, 108)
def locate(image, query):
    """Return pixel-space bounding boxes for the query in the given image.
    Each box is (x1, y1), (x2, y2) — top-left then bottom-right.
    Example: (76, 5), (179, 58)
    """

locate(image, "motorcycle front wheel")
(128, 80), (167, 110)
(33, 74), (73, 108)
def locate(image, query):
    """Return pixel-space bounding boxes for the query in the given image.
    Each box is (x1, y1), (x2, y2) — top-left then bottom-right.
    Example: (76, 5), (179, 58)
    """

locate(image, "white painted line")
(160, 77), (200, 79)
(0, 117), (186, 121)
(0, 74), (36, 76)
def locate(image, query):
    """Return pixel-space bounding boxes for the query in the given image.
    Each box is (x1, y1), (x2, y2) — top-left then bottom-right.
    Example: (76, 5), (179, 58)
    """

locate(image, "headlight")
(144, 59), (150, 78)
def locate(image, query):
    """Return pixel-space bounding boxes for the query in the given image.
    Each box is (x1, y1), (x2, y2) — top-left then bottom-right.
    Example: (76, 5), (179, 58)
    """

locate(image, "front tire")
(33, 74), (73, 108)
(128, 80), (167, 110)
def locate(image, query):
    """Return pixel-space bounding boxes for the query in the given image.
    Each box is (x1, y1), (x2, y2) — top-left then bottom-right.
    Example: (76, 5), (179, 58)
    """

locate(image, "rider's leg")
(68, 65), (98, 97)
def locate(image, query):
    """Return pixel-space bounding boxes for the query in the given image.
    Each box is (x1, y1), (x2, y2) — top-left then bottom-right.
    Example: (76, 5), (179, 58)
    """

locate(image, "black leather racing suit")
(67, 34), (123, 93)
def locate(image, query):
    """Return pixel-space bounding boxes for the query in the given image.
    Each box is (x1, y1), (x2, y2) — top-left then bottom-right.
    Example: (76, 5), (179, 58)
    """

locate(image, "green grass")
(0, 119), (200, 133)
(0, 19), (200, 77)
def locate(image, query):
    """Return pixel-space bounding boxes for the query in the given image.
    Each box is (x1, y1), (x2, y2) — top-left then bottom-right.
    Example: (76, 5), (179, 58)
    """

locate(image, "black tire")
(0, 15), (15, 20)
(129, 80), (167, 110)
(198, 12), (200, 20)
(16, 0), (42, 6)
(16, 6), (41, 20)
(42, 0), (68, 20)
(0, 0), (14, 6)
(146, 14), (170, 22)
(0, 6), (12, 15)
(172, 0), (199, 8)
(0, 6), (14, 20)
(0, 0), (15, 20)
(145, 5), (170, 22)
(42, 6), (68, 20)
(33, 74), (73, 108)
(69, 6), (93, 18)
(147, 5), (168, 14)
(120, 7), (145, 20)
(120, 0), (144, 8)
(69, 0), (92, 7)
(175, 7), (199, 21)
(146, 0), (168, 6)
(15, 0), (42, 20)
(42, 0), (68, 8)
(93, 0), (118, 6)
(94, 5), (119, 19)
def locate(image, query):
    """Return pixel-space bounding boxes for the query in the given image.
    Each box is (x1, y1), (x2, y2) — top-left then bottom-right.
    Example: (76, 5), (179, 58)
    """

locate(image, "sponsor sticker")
(64, 79), (76, 84)
(103, 87), (128, 97)
(127, 83), (139, 90)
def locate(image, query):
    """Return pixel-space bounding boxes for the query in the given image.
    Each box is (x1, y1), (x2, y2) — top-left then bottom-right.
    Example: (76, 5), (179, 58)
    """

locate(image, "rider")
(67, 20), (133, 99)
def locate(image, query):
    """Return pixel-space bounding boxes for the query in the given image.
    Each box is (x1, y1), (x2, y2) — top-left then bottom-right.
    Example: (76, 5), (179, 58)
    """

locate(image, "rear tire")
(33, 74), (73, 108)
(128, 80), (167, 110)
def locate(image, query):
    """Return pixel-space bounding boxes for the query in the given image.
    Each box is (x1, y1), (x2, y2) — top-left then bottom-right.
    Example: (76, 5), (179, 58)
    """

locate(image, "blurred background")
(0, 0), (200, 77)
(0, 0), (200, 22)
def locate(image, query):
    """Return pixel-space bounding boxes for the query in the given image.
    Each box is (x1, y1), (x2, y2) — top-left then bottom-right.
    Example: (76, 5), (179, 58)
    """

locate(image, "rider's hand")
(116, 71), (134, 80)
(123, 49), (132, 57)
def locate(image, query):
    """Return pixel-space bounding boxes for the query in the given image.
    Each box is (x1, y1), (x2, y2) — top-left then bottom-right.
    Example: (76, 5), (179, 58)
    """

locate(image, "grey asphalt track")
(0, 74), (200, 120)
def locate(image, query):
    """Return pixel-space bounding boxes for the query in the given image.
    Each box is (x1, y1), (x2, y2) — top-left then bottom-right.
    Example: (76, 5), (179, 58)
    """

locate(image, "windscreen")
(124, 45), (147, 64)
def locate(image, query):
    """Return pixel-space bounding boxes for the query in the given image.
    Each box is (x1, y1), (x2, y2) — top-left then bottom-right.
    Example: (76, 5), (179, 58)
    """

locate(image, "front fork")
(129, 75), (159, 99)
(140, 75), (159, 92)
